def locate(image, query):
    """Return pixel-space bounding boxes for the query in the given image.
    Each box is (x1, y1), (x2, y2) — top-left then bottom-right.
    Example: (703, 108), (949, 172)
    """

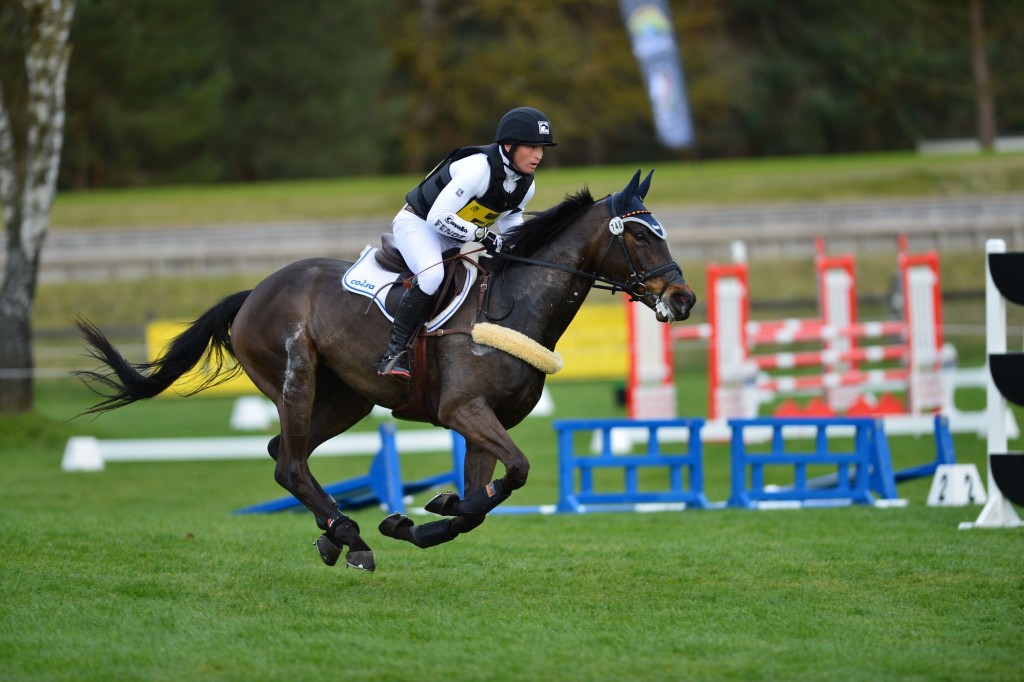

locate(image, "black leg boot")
(379, 514), (459, 548)
(377, 285), (434, 382)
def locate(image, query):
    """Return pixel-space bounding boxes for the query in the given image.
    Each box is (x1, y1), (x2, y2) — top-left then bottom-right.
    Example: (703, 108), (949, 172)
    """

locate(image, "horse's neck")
(499, 233), (601, 350)
(513, 275), (593, 351)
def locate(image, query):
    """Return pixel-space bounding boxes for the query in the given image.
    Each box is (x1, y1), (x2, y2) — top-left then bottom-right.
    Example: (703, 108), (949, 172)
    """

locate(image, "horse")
(73, 169), (697, 572)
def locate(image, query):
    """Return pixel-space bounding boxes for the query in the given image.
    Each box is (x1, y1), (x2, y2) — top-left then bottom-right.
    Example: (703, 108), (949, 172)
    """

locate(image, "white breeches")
(391, 209), (462, 295)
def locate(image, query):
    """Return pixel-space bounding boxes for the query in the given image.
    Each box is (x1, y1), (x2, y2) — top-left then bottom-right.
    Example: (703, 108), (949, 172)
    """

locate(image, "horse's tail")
(73, 290), (253, 416)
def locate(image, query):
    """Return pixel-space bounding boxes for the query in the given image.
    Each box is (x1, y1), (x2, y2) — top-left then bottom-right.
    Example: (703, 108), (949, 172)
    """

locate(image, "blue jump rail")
(553, 418), (708, 513)
(235, 423), (465, 515)
(727, 416), (899, 509)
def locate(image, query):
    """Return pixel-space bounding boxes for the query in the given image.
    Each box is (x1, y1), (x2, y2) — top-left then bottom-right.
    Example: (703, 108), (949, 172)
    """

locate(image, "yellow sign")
(550, 300), (628, 381)
(145, 321), (258, 397)
(146, 300), (627, 398)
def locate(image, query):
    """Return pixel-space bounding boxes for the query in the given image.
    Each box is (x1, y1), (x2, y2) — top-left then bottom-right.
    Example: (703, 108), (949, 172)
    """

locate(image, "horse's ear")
(623, 169), (642, 197)
(638, 169), (654, 200)
(610, 169), (643, 215)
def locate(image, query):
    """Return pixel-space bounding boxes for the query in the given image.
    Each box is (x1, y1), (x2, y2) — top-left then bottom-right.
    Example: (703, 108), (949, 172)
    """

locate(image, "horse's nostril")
(674, 289), (695, 311)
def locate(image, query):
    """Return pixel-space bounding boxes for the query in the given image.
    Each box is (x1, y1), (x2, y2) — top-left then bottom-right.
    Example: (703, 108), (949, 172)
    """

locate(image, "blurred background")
(2, 0), (1021, 189)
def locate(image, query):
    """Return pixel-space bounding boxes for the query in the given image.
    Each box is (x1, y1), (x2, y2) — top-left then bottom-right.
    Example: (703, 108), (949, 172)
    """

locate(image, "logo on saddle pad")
(341, 245), (477, 331)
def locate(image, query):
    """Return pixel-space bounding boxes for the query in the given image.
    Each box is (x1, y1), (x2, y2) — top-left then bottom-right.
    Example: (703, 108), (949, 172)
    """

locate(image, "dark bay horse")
(74, 169), (696, 572)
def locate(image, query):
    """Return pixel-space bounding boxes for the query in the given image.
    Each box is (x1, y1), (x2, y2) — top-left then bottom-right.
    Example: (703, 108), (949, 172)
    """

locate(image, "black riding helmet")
(495, 107), (557, 147)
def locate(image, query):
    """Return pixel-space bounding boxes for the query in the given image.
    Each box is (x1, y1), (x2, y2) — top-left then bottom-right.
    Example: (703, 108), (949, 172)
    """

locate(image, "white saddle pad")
(341, 245), (477, 332)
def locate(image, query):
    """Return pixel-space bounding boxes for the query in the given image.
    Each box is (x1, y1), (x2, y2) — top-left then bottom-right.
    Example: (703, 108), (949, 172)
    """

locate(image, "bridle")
(602, 208), (684, 307)
(485, 202), (684, 309)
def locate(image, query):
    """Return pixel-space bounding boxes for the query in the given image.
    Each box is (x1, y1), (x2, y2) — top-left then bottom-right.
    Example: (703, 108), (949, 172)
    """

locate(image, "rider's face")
(506, 144), (544, 175)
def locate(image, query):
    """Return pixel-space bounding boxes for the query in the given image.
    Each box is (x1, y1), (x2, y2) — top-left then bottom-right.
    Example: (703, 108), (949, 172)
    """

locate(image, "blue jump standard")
(552, 418), (710, 513)
(741, 414), (955, 503)
(235, 422), (465, 515)
(895, 414), (955, 483)
(727, 416), (903, 509)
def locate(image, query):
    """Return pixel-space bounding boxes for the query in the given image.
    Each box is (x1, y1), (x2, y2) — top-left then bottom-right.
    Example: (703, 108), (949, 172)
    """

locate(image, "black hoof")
(345, 550), (376, 572)
(379, 512), (413, 538)
(315, 533), (342, 567)
(424, 491), (461, 516)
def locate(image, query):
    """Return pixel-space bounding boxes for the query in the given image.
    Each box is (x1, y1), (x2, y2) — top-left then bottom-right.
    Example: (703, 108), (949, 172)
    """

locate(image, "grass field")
(5, 151), (1024, 680)
(48, 151), (1024, 228)
(2, 373), (1022, 682)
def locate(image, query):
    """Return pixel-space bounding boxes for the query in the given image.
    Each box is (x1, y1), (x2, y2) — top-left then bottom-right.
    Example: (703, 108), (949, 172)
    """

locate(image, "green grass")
(49, 151), (1024, 228)
(2, 378), (1022, 681)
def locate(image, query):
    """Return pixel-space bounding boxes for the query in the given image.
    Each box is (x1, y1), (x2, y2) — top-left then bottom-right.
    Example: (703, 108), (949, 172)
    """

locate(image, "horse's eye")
(631, 230), (648, 243)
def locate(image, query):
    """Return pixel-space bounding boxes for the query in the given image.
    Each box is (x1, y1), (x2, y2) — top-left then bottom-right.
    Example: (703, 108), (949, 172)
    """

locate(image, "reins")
(406, 196), (683, 328)
(485, 206), (682, 305)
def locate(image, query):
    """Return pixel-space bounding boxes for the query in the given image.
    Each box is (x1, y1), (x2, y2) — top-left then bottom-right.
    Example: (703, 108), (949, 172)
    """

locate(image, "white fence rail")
(62, 428), (455, 471)
(5, 195), (1024, 282)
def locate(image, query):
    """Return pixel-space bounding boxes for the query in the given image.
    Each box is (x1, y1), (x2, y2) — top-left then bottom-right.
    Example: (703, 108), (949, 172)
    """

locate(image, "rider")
(377, 106), (557, 382)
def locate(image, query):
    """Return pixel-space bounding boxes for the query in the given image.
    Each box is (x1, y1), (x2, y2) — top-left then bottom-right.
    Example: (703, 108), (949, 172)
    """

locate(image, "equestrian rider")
(377, 106), (557, 382)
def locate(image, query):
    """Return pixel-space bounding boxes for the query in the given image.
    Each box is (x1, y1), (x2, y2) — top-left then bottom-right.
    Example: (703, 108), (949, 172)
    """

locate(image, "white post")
(960, 238), (1023, 529)
(730, 240), (747, 264)
(907, 264), (939, 414)
(988, 239), (1007, 456)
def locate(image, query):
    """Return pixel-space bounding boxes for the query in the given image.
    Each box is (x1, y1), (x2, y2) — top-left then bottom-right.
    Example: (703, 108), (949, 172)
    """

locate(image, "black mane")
(491, 188), (597, 273)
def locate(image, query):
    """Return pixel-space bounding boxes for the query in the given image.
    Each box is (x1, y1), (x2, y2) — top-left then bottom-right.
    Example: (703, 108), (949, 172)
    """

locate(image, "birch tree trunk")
(0, 0), (74, 413)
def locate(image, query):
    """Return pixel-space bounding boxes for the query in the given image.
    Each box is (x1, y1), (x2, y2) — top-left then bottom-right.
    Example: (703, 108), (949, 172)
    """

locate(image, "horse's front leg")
(379, 403), (526, 548)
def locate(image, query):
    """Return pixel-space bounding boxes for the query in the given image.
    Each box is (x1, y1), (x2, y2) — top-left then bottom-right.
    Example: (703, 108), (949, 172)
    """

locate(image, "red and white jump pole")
(670, 239), (946, 428)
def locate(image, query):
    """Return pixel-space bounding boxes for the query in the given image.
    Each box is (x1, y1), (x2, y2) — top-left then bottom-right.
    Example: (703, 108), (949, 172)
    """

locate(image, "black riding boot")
(377, 285), (434, 382)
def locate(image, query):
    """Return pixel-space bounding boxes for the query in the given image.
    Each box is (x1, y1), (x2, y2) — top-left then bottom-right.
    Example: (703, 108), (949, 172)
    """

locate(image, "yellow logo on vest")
(457, 199), (500, 227)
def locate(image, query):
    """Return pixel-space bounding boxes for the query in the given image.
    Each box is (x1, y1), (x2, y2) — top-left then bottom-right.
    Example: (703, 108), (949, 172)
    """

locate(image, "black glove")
(480, 230), (503, 254)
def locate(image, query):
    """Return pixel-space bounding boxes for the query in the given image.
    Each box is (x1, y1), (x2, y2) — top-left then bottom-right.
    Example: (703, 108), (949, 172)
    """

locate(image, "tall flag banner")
(619, 0), (694, 149)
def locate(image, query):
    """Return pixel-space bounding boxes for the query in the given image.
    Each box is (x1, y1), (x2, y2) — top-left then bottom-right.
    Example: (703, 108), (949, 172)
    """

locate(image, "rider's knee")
(415, 269), (443, 296)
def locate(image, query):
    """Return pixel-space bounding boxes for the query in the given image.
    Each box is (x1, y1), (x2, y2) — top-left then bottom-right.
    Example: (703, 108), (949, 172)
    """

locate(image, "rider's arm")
(425, 154), (492, 242)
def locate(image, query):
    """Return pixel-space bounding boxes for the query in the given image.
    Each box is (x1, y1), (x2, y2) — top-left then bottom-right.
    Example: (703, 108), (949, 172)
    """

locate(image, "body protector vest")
(404, 144), (535, 229)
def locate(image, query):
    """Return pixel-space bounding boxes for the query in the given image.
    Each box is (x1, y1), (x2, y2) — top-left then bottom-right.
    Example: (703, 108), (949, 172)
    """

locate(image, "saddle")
(342, 234), (484, 329)
(373, 233), (475, 320)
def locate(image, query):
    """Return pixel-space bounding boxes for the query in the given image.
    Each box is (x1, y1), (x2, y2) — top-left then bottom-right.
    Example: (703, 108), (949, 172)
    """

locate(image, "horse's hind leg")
(258, 340), (376, 570)
(303, 369), (376, 568)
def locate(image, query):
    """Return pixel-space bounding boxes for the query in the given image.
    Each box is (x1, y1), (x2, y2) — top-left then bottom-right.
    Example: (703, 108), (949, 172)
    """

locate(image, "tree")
(61, 0), (226, 187)
(969, 0), (996, 150)
(217, 0), (396, 181)
(384, 0), (655, 171)
(0, 0), (74, 413)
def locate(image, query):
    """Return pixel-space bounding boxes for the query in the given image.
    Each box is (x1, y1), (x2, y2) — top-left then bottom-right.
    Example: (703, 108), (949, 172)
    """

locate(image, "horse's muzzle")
(656, 281), (696, 322)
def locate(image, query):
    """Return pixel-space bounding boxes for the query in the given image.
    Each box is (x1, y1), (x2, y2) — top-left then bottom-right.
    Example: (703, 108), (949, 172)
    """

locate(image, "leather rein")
(484, 207), (682, 309)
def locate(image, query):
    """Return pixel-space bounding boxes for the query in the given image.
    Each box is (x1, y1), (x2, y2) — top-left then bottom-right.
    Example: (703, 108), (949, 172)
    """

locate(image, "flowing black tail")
(73, 290), (253, 416)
